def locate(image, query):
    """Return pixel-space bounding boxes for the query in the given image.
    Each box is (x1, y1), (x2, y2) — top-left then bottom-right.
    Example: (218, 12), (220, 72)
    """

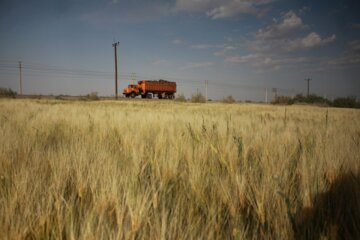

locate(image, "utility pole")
(131, 72), (136, 85)
(112, 41), (120, 99)
(265, 88), (268, 103)
(305, 78), (311, 97)
(272, 88), (277, 101)
(19, 61), (22, 95)
(205, 80), (208, 102)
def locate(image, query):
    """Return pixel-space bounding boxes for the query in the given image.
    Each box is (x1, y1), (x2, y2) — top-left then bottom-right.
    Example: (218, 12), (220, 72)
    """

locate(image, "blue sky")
(0, 0), (360, 100)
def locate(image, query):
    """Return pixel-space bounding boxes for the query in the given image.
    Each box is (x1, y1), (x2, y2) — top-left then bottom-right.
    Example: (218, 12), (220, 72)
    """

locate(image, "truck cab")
(123, 84), (139, 98)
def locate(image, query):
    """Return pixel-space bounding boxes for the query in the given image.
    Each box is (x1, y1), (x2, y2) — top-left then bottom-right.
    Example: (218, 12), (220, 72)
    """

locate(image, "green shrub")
(82, 92), (100, 101)
(332, 96), (357, 108)
(222, 95), (236, 104)
(191, 92), (206, 103)
(293, 94), (330, 105)
(272, 96), (294, 105)
(175, 94), (187, 102)
(55, 95), (65, 100)
(0, 88), (17, 98)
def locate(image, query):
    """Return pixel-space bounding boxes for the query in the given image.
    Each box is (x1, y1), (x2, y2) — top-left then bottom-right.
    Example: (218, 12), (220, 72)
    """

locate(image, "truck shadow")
(295, 170), (360, 239)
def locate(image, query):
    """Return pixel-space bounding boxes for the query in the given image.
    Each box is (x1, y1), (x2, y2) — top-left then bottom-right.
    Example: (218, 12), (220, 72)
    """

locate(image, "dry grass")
(0, 99), (359, 239)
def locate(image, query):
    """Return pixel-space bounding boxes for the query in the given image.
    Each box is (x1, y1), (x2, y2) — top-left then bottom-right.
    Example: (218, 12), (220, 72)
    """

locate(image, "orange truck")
(123, 80), (176, 99)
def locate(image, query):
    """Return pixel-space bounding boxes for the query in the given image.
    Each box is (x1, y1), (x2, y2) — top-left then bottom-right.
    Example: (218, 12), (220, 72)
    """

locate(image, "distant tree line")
(0, 88), (17, 98)
(273, 94), (360, 108)
(176, 93), (236, 103)
(2, 86), (358, 108)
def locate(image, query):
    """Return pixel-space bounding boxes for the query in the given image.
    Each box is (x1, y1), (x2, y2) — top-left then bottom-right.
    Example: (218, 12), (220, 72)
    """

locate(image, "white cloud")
(191, 42), (237, 57)
(152, 59), (171, 66)
(326, 55), (360, 67)
(206, 8), (337, 72)
(322, 39), (360, 68)
(349, 40), (360, 52)
(180, 62), (214, 70)
(255, 11), (304, 40)
(225, 53), (259, 64)
(175, 0), (215, 12)
(224, 53), (313, 71)
(214, 51), (226, 57)
(224, 45), (236, 51)
(352, 23), (360, 29)
(277, 11), (303, 31)
(80, 2), (172, 26)
(213, 45), (237, 56)
(298, 6), (311, 15)
(192, 43), (236, 51)
(175, 0), (277, 19)
(207, 1), (255, 19)
(245, 10), (336, 55)
(225, 37), (233, 42)
(172, 39), (183, 45)
(191, 44), (223, 49)
(285, 32), (336, 51)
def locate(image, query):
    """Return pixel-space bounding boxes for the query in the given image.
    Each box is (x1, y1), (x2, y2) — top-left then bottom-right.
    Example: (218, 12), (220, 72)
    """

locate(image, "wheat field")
(0, 99), (359, 239)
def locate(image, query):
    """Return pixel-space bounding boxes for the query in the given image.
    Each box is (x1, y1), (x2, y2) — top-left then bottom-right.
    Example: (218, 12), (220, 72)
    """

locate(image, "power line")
(131, 72), (136, 85)
(0, 60), (299, 98)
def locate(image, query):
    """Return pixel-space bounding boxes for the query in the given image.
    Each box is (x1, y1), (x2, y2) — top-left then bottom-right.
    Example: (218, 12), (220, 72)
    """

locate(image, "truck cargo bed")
(138, 80), (176, 93)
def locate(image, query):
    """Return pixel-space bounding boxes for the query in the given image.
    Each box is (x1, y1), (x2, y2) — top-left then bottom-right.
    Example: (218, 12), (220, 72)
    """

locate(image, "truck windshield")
(128, 85), (137, 88)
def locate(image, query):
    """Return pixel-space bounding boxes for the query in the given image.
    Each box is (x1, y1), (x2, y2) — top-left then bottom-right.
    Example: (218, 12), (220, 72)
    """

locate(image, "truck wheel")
(131, 92), (136, 98)
(158, 94), (162, 99)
